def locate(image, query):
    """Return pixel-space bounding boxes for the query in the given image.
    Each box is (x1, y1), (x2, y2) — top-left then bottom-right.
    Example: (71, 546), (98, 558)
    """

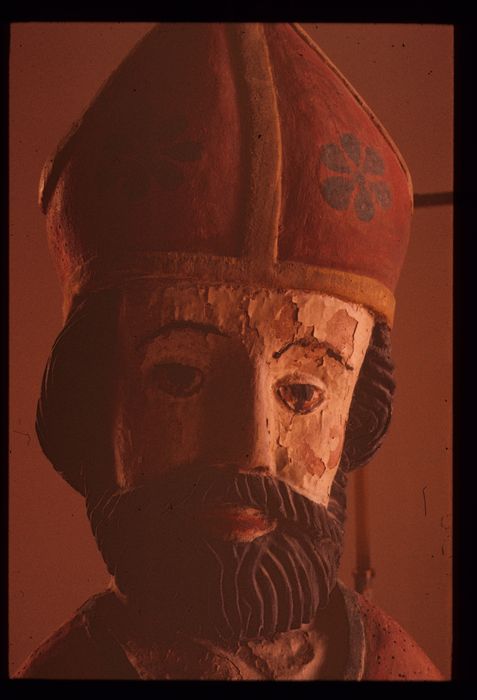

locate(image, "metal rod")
(353, 467), (375, 599)
(413, 192), (453, 208)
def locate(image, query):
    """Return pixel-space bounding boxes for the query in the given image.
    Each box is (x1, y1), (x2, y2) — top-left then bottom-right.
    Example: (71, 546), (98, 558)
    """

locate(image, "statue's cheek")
(274, 408), (347, 505)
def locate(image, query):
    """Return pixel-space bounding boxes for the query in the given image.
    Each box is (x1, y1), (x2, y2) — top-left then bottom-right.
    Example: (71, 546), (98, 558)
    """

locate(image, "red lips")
(194, 505), (277, 543)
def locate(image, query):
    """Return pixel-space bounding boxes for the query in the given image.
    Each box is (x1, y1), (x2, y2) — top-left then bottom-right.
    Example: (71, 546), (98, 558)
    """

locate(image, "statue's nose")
(237, 361), (277, 477)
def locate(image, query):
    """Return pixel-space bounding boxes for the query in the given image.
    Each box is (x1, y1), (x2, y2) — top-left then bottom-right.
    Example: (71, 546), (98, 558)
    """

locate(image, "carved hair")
(341, 321), (396, 472)
(328, 321), (395, 523)
(36, 291), (395, 497)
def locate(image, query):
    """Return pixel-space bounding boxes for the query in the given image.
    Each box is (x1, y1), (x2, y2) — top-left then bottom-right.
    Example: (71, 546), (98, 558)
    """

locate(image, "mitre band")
(64, 252), (396, 325)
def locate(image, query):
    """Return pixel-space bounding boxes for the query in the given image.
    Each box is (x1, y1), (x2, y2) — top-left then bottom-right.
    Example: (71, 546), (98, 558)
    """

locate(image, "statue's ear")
(36, 290), (120, 495)
(341, 323), (395, 472)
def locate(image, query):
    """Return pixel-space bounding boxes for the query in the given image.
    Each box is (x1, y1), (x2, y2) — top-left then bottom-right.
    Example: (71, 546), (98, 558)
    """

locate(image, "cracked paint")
(113, 281), (373, 505)
(300, 442), (326, 478)
(325, 309), (359, 361)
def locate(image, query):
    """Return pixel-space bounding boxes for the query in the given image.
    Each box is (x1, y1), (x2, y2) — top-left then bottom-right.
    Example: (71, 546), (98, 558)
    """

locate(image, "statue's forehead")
(120, 282), (374, 363)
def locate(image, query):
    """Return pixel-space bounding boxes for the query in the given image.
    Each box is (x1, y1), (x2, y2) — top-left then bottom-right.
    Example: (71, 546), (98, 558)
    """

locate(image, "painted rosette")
(40, 23), (413, 326)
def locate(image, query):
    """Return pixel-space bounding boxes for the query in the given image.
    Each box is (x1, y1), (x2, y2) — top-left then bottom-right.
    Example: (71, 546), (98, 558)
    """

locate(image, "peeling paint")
(275, 444), (289, 471)
(325, 308), (359, 360)
(300, 443), (326, 478)
(327, 434), (344, 470)
(114, 282), (373, 506)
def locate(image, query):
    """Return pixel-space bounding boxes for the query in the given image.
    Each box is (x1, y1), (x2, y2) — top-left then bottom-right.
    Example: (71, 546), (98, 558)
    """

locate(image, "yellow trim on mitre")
(63, 251), (396, 327)
(274, 261), (395, 327)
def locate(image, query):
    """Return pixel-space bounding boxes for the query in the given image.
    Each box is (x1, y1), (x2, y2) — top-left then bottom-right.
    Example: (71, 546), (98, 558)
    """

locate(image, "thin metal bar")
(353, 468), (375, 599)
(414, 192), (453, 208)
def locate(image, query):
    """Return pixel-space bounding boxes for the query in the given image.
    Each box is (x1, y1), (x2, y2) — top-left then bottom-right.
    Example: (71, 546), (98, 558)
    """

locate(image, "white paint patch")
(113, 282), (373, 506)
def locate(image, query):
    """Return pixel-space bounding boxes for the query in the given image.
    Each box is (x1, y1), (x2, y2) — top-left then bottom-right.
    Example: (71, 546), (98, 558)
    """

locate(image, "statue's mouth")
(194, 504), (277, 543)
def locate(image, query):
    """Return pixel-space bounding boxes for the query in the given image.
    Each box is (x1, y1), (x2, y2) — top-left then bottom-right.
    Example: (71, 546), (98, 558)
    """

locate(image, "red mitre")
(40, 23), (413, 327)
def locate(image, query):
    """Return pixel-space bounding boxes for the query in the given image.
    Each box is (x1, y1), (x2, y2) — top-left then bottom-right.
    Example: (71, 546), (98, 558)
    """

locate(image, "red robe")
(14, 584), (444, 681)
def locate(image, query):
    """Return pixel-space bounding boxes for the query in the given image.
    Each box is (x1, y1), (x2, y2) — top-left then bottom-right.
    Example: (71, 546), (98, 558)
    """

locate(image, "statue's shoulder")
(346, 588), (445, 681)
(14, 590), (138, 680)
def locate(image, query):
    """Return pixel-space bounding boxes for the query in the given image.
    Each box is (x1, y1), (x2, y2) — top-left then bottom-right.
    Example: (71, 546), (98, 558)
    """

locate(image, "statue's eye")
(151, 363), (204, 397)
(276, 383), (324, 414)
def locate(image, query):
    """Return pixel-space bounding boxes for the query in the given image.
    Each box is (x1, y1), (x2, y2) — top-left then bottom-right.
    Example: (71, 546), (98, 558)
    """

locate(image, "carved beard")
(86, 466), (344, 645)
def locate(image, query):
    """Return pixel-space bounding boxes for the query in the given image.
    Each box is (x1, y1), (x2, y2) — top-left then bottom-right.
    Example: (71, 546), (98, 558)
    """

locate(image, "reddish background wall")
(9, 23), (453, 677)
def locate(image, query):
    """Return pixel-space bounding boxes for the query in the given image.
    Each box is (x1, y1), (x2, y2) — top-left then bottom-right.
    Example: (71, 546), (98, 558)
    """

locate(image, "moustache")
(88, 464), (343, 550)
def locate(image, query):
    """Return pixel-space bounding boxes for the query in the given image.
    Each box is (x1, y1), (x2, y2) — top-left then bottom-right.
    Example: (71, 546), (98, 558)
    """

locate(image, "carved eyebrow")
(137, 321), (227, 349)
(272, 337), (354, 371)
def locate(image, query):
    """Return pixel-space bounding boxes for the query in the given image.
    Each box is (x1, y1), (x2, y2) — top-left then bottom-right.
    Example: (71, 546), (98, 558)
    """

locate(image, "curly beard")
(86, 465), (345, 645)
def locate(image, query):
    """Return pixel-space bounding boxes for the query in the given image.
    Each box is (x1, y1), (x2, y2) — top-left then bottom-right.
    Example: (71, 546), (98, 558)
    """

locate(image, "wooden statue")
(16, 23), (443, 680)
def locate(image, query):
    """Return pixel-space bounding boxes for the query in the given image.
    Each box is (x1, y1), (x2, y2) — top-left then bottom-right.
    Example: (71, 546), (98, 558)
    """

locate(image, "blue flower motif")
(319, 133), (392, 222)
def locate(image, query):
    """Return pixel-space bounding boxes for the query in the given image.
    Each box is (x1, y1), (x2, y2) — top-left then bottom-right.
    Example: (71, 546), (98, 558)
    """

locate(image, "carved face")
(113, 282), (373, 512)
(84, 281), (375, 642)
